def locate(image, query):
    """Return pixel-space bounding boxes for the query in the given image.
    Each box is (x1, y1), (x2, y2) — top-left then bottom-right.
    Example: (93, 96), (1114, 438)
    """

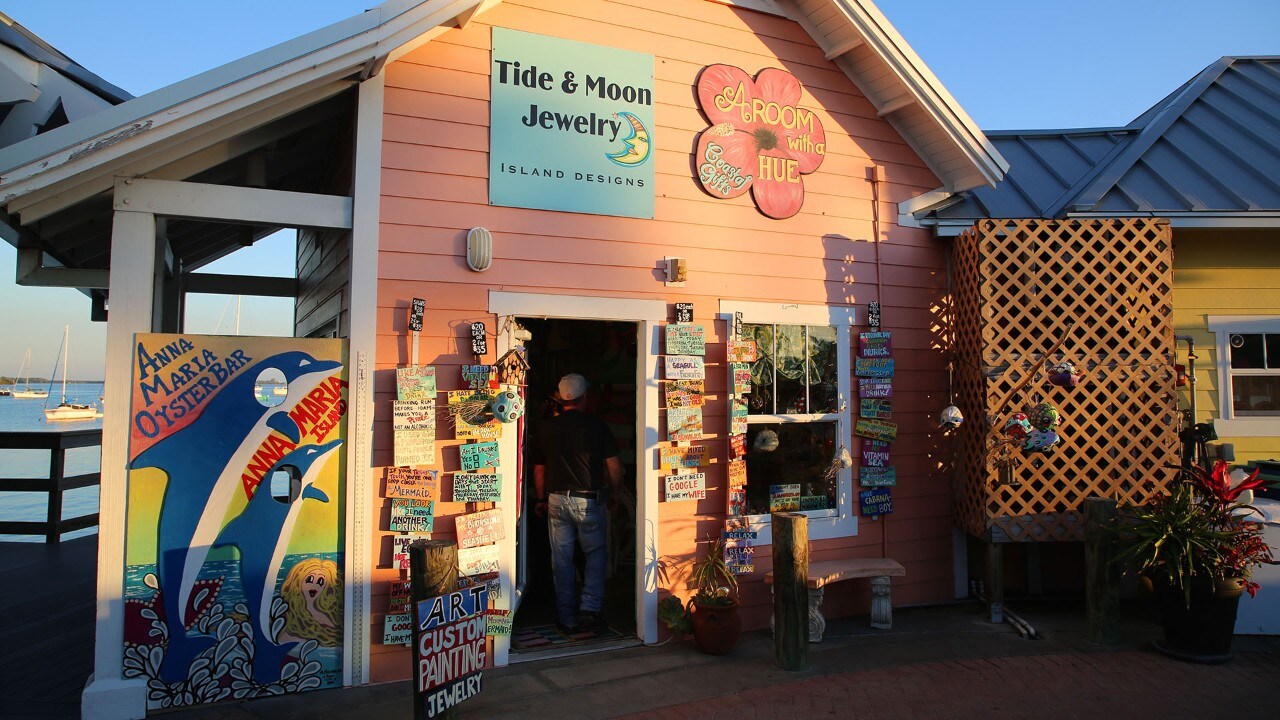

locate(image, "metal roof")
(930, 57), (1280, 224)
(0, 13), (131, 105)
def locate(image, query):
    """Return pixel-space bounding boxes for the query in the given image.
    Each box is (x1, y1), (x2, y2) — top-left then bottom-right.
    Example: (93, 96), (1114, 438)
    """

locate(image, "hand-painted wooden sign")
(855, 357), (894, 378)
(663, 379), (705, 408)
(667, 406), (704, 441)
(409, 297), (426, 332)
(386, 467), (440, 501)
(730, 397), (748, 435)
(395, 429), (436, 467)
(448, 390), (503, 440)
(859, 466), (897, 487)
(664, 472), (707, 501)
(728, 485), (747, 517)
(452, 473), (502, 503)
(659, 444), (707, 469)
(459, 441), (500, 471)
(384, 612), (413, 646)
(861, 438), (891, 468)
(674, 302), (694, 323)
(389, 579), (413, 614)
(723, 529), (757, 540)
(455, 508), (504, 548)
(800, 495), (829, 510)
(725, 339), (758, 362)
(414, 586), (488, 717)
(393, 536), (432, 570)
(855, 418), (898, 442)
(731, 362), (752, 394)
(860, 487), (893, 517)
(859, 378), (893, 398)
(666, 324), (705, 355)
(394, 399), (436, 430)
(769, 483), (800, 511)
(693, 64), (827, 220)
(397, 365), (437, 401)
(462, 364), (494, 389)
(665, 355), (705, 380)
(724, 544), (755, 574)
(457, 544), (500, 576)
(867, 301), (881, 329)
(470, 322), (488, 356)
(860, 398), (892, 419)
(858, 331), (891, 358)
(485, 609), (512, 636)
(730, 433), (747, 458)
(390, 499), (435, 532)
(727, 459), (747, 487)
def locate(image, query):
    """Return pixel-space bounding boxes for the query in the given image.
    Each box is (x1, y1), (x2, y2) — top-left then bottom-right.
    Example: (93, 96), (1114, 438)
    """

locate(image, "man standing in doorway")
(533, 373), (624, 634)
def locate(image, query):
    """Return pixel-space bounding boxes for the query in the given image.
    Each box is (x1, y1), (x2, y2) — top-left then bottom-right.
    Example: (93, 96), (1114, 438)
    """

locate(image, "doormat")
(511, 623), (623, 652)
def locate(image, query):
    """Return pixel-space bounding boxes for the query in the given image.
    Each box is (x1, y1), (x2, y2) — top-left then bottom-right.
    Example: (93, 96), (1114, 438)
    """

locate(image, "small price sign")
(674, 302), (694, 323)
(867, 301), (881, 329)
(409, 298), (426, 332)
(470, 322), (487, 356)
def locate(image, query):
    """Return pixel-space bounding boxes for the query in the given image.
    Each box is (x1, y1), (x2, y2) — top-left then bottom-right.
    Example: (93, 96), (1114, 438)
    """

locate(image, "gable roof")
(929, 56), (1280, 229)
(0, 0), (1004, 229)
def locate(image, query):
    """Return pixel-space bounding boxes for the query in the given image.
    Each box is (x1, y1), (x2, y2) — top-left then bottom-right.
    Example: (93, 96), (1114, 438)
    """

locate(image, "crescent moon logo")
(606, 112), (651, 167)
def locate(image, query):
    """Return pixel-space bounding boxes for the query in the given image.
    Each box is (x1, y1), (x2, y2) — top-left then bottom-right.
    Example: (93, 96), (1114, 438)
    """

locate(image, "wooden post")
(1084, 497), (1120, 643)
(409, 539), (458, 720)
(772, 512), (809, 671)
(46, 443), (65, 544)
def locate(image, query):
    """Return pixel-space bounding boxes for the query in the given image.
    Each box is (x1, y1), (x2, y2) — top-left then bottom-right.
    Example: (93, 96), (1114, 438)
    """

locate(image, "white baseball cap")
(556, 373), (589, 401)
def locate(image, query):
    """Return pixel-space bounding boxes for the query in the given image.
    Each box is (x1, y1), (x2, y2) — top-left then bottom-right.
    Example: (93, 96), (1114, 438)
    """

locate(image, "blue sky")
(3, 0), (1278, 379)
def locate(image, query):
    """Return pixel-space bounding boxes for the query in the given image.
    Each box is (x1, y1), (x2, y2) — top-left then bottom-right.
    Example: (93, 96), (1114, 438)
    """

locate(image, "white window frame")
(720, 300), (857, 544)
(1208, 315), (1280, 437)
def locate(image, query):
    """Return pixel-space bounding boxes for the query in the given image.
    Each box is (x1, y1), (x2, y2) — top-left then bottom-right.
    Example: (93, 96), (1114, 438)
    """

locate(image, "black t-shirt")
(532, 410), (619, 493)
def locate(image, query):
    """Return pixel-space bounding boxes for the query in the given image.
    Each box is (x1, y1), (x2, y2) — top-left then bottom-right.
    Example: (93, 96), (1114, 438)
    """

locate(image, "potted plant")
(657, 537), (742, 655)
(1118, 461), (1272, 661)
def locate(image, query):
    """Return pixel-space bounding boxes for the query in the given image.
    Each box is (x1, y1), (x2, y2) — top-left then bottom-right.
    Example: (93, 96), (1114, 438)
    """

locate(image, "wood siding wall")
(370, 0), (952, 682)
(1174, 229), (1280, 462)
(295, 228), (351, 338)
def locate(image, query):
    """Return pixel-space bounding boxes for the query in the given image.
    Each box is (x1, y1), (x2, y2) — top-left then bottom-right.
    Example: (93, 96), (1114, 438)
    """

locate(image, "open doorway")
(512, 318), (638, 656)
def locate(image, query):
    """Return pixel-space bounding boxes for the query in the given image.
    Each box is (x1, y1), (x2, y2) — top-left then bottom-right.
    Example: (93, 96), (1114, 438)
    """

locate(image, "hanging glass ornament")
(1003, 412), (1032, 440)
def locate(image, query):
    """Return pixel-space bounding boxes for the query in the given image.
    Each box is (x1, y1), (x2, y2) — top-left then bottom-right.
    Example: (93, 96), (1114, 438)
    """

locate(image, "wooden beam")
(114, 178), (352, 230)
(15, 247), (110, 288)
(824, 35), (865, 60)
(183, 272), (298, 298)
(876, 93), (916, 117)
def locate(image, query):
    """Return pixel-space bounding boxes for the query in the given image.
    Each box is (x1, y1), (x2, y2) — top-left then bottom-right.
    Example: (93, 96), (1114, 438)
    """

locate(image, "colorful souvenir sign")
(124, 335), (347, 705)
(728, 486), (747, 517)
(457, 544), (500, 577)
(452, 473), (502, 503)
(726, 339), (758, 362)
(674, 302), (694, 323)
(395, 428), (436, 467)
(800, 495), (829, 510)
(470, 322), (488, 356)
(730, 433), (747, 458)
(723, 528), (757, 540)
(727, 459), (747, 487)
(724, 544), (755, 575)
(386, 467), (440, 501)
(665, 355), (705, 380)
(860, 438), (891, 468)
(414, 586), (488, 716)
(667, 406), (704, 441)
(730, 397), (748, 435)
(860, 487), (893, 517)
(448, 390), (503, 440)
(664, 472), (707, 502)
(858, 331), (891, 358)
(859, 466), (897, 487)
(666, 324), (705, 355)
(485, 609), (513, 636)
(692, 64), (826, 220)
(860, 398), (891, 419)
(409, 297), (425, 332)
(397, 365), (437, 401)
(459, 442), (500, 471)
(659, 444), (707, 470)
(390, 499), (435, 533)
(663, 379), (705, 408)
(462, 365), (495, 389)
(867, 301), (881, 329)
(858, 378), (893, 398)
(394, 399), (436, 431)
(856, 418), (899, 442)
(393, 536), (429, 570)
(855, 357), (894, 378)
(455, 509), (504, 548)
(731, 362), (752, 394)
(389, 579), (413, 614)
(384, 612), (413, 646)
(489, 28), (655, 219)
(769, 484), (801, 512)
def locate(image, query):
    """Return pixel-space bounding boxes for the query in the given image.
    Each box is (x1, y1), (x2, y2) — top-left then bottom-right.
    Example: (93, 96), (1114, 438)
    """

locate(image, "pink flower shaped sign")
(694, 65), (827, 219)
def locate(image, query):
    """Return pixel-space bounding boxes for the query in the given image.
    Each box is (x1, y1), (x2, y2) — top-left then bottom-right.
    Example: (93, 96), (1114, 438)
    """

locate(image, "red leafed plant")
(1195, 460), (1267, 505)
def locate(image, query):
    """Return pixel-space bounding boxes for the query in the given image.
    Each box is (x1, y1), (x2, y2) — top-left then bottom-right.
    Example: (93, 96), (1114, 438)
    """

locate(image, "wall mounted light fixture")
(664, 256), (687, 285)
(467, 227), (493, 272)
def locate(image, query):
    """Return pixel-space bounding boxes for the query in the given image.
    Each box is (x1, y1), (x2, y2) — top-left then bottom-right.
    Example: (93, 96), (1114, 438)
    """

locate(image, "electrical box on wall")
(664, 256), (687, 286)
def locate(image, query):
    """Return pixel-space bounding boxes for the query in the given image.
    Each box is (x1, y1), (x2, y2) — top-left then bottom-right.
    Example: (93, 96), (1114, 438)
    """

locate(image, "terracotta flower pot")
(1151, 576), (1243, 662)
(689, 596), (742, 655)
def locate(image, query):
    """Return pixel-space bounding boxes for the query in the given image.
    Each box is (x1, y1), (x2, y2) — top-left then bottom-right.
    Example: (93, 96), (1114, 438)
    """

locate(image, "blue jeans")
(547, 493), (607, 627)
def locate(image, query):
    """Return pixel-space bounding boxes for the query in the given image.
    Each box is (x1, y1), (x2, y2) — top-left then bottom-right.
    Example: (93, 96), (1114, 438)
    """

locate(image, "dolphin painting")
(130, 350), (342, 682)
(213, 438), (343, 683)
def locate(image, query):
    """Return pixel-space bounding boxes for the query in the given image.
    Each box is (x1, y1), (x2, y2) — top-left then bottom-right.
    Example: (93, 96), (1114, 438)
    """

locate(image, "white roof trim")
(1067, 211), (1280, 229)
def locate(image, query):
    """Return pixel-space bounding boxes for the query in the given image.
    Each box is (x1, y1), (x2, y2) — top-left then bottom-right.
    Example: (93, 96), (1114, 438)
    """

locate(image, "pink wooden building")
(0, 1), (1005, 717)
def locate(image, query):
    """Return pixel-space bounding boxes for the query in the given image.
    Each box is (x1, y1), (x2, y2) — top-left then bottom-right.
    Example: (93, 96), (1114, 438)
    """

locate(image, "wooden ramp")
(0, 536), (96, 719)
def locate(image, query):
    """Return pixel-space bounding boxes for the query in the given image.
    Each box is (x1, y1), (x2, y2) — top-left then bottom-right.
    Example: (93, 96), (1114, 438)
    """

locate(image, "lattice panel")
(953, 219), (1179, 541)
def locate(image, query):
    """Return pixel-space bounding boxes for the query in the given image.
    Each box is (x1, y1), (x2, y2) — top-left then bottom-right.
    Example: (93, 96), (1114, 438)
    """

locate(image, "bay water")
(0, 381), (103, 542)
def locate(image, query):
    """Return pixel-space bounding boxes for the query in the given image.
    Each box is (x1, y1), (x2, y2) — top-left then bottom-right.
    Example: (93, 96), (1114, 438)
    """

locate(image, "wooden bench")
(765, 558), (906, 642)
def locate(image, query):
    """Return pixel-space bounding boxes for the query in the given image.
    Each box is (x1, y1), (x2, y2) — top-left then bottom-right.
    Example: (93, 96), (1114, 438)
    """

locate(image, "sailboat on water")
(44, 324), (101, 421)
(12, 347), (49, 399)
